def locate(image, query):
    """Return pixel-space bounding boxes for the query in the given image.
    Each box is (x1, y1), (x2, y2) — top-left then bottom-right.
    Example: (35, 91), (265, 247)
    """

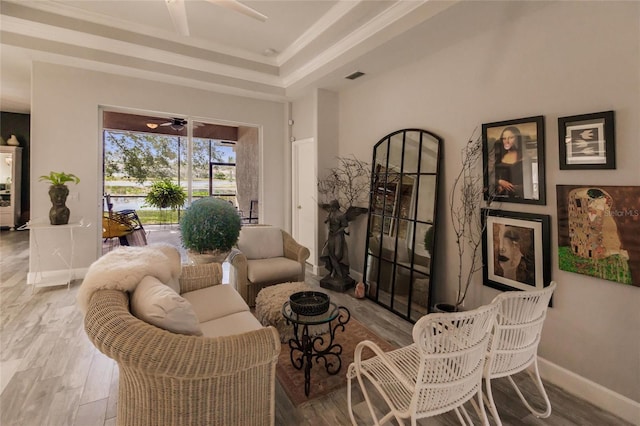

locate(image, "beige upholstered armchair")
(229, 226), (310, 306)
(83, 263), (281, 426)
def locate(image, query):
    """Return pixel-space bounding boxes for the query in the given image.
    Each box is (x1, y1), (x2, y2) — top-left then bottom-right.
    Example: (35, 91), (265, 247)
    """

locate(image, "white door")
(292, 138), (317, 272)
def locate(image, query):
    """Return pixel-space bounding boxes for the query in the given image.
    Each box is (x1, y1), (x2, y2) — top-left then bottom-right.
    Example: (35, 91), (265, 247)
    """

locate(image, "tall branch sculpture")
(318, 156), (370, 292)
(446, 129), (498, 311)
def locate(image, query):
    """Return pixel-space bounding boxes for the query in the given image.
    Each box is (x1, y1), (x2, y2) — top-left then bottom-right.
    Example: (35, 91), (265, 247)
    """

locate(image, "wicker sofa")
(82, 259), (281, 426)
(229, 226), (310, 307)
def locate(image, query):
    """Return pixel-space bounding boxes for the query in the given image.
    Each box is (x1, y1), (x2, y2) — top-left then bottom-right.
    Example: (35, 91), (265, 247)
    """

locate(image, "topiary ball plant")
(180, 197), (242, 254)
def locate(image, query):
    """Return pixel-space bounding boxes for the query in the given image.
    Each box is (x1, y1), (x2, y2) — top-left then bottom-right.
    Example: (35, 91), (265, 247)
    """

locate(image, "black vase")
(433, 303), (458, 313)
(48, 185), (70, 225)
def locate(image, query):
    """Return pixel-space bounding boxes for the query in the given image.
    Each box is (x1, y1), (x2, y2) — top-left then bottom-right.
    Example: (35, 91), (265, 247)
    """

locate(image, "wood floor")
(0, 229), (631, 425)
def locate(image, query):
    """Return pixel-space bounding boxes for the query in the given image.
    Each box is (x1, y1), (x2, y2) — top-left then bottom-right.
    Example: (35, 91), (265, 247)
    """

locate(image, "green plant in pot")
(39, 171), (80, 225)
(144, 179), (186, 224)
(180, 197), (241, 263)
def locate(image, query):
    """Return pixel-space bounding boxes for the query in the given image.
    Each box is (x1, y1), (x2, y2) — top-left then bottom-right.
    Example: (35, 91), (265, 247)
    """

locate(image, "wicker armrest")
(85, 289), (281, 425)
(228, 247), (247, 267)
(228, 248), (249, 302)
(85, 290), (280, 376)
(282, 230), (310, 263)
(179, 263), (223, 294)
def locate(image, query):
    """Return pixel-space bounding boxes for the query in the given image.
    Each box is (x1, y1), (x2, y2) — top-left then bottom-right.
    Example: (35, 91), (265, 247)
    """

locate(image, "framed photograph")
(558, 110), (615, 170)
(482, 116), (546, 205)
(482, 209), (551, 292)
(557, 185), (639, 286)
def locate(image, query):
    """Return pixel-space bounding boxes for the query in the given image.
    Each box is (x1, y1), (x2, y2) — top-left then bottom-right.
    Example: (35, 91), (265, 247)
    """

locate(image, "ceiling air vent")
(345, 71), (365, 80)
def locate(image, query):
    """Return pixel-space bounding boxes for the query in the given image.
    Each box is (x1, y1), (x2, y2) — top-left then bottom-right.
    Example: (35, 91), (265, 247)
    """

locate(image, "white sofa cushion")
(247, 257), (301, 283)
(237, 226), (284, 259)
(131, 275), (202, 336)
(182, 284), (249, 323)
(200, 311), (262, 338)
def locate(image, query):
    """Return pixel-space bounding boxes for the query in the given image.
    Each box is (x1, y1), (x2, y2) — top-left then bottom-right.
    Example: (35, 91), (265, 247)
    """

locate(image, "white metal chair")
(483, 282), (557, 425)
(347, 303), (499, 425)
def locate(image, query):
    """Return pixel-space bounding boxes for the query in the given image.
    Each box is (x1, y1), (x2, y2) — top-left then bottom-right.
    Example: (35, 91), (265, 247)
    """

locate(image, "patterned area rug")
(276, 317), (396, 406)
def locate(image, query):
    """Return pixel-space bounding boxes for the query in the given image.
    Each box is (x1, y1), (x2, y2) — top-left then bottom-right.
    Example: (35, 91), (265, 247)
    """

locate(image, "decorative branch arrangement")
(317, 156), (370, 209)
(317, 156), (371, 292)
(447, 129), (498, 310)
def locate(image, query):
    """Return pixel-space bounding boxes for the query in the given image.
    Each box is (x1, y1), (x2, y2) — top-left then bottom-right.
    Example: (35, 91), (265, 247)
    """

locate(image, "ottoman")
(255, 281), (330, 343)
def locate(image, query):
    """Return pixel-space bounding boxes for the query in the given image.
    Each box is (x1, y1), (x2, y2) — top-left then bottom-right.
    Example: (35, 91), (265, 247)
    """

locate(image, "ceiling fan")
(165, 0), (268, 37)
(146, 117), (188, 131)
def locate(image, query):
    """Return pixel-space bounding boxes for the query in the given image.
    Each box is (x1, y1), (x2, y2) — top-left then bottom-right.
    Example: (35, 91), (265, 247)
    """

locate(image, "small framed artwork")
(558, 110), (615, 170)
(482, 209), (551, 292)
(482, 116), (546, 205)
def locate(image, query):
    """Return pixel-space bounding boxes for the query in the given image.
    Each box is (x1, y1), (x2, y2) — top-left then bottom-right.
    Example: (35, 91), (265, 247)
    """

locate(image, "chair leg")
(508, 358), (552, 419)
(483, 377), (502, 426)
(347, 374), (357, 425)
(454, 407), (473, 426)
(470, 390), (491, 426)
(350, 370), (399, 426)
(348, 371), (381, 425)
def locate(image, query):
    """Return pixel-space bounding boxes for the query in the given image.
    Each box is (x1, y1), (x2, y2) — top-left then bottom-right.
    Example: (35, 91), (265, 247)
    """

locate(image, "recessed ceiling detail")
(0, 0), (459, 112)
(165, 0), (268, 37)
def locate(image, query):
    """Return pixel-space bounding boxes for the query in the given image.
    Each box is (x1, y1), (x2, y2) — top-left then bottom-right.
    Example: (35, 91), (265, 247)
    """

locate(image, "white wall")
(316, 89), (341, 266)
(337, 0), (640, 404)
(291, 92), (315, 141)
(31, 62), (287, 271)
(291, 89), (342, 270)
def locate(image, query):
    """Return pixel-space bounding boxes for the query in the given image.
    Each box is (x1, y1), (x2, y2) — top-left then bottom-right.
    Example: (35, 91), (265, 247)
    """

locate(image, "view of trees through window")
(103, 130), (237, 224)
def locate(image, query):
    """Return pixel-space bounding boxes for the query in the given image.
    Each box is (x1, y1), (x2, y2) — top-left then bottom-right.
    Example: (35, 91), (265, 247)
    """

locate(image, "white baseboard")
(350, 269), (363, 282)
(307, 263), (320, 276)
(537, 356), (640, 425)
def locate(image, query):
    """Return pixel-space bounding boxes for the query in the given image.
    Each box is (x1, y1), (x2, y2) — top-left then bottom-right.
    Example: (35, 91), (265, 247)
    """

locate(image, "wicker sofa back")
(83, 263), (281, 426)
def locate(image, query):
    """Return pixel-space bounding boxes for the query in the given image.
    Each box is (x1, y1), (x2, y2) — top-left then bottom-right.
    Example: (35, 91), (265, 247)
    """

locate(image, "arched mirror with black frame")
(363, 129), (442, 322)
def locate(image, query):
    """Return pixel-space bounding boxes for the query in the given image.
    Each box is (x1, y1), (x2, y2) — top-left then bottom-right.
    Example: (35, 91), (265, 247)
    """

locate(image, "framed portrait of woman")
(482, 116), (546, 205)
(481, 209), (551, 293)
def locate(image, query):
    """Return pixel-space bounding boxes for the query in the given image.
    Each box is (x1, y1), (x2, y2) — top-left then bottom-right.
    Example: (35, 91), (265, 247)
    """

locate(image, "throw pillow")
(237, 226), (284, 259)
(131, 275), (202, 336)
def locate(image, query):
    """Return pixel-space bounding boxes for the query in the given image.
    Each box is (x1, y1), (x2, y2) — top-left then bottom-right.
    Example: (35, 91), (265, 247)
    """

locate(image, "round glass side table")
(282, 301), (351, 396)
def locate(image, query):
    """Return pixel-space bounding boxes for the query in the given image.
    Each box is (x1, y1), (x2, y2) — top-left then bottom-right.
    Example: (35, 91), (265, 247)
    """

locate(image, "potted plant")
(179, 197), (242, 263)
(144, 179), (186, 224)
(39, 171), (80, 225)
(435, 131), (497, 312)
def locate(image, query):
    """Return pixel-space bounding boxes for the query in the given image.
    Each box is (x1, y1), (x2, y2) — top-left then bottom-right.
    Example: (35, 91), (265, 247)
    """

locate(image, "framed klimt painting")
(482, 209), (551, 292)
(557, 185), (640, 286)
(482, 116), (546, 205)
